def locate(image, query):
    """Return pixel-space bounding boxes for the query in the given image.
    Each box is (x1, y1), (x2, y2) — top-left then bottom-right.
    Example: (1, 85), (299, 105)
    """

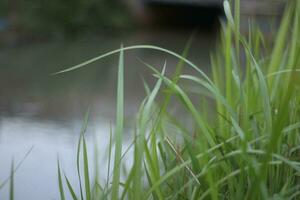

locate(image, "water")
(0, 30), (215, 199)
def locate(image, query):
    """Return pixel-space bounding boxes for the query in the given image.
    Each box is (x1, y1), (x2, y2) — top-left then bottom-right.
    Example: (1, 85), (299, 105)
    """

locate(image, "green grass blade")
(105, 122), (113, 192)
(223, 0), (235, 27)
(143, 141), (164, 200)
(268, 2), (293, 80)
(132, 62), (165, 200)
(77, 109), (90, 200)
(57, 159), (65, 200)
(64, 174), (78, 200)
(51, 1), (300, 199)
(9, 160), (14, 200)
(150, 73), (216, 147)
(82, 136), (91, 200)
(234, 0), (240, 64)
(242, 39), (272, 134)
(265, 69), (300, 78)
(120, 167), (134, 199)
(52, 45), (214, 87)
(0, 146), (34, 190)
(111, 45), (124, 200)
(283, 122), (300, 134)
(179, 74), (237, 120)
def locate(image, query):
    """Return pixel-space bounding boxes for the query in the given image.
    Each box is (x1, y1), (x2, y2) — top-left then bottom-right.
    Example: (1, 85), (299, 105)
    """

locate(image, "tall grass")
(57, 0), (300, 199)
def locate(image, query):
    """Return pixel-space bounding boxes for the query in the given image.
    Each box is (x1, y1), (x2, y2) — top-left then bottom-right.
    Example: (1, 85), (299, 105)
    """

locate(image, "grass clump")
(57, 0), (300, 199)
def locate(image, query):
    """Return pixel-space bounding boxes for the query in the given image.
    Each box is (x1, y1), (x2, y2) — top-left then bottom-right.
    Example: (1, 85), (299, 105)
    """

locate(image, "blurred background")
(0, 0), (286, 199)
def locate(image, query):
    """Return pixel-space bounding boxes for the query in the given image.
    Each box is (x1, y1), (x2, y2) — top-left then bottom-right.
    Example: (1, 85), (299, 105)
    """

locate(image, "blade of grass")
(111, 45), (124, 200)
(268, 1), (293, 85)
(165, 137), (200, 186)
(57, 159), (65, 200)
(9, 160), (14, 200)
(77, 109), (90, 200)
(234, 0), (240, 65)
(143, 61), (216, 146)
(132, 62), (166, 200)
(64, 174), (78, 200)
(82, 136), (91, 200)
(52, 45), (214, 88)
(241, 39), (272, 134)
(143, 140), (164, 200)
(0, 146), (34, 189)
(105, 122), (113, 192)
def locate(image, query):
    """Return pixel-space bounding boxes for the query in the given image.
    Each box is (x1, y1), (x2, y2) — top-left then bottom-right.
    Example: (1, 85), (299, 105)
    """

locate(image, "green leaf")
(57, 159), (65, 200)
(9, 160), (14, 200)
(82, 136), (91, 200)
(111, 44), (124, 200)
(64, 174), (78, 200)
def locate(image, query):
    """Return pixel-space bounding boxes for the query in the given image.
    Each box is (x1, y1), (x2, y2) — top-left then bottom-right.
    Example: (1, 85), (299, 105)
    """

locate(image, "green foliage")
(57, 0), (300, 199)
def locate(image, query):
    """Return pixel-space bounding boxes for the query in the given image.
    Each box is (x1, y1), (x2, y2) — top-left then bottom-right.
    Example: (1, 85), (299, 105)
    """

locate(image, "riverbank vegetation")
(55, 0), (300, 199)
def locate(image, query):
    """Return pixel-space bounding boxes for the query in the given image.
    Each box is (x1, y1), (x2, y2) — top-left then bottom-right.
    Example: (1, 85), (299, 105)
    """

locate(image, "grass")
(46, 0), (300, 199)
(9, 160), (14, 200)
(111, 45), (124, 200)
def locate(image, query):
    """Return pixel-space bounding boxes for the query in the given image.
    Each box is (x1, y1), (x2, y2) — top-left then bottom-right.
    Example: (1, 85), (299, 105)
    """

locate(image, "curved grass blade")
(241, 39), (272, 134)
(199, 161), (283, 200)
(150, 73), (216, 147)
(51, 45), (214, 87)
(265, 69), (300, 78)
(282, 122), (300, 134)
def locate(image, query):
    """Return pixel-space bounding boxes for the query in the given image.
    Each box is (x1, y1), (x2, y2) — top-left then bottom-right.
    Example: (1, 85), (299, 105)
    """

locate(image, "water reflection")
(0, 30), (214, 199)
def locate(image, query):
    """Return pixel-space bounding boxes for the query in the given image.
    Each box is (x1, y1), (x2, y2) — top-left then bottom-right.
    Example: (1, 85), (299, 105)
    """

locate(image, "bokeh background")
(0, 0), (286, 199)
